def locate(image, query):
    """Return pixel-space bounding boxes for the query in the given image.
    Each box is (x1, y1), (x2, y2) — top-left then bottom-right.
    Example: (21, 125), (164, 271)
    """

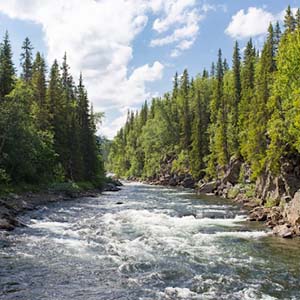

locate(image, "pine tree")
(223, 58), (229, 72)
(32, 52), (46, 106)
(190, 77), (210, 179)
(61, 52), (75, 100)
(77, 74), (98, 181)
(210, 62), (215, 77)
(284, 5), (296, 33)
(0, 31), (15, 100)
(274, 21), (282, 54)
(179, 69), (191, 150)
(32, 52), (48, 129)
(202, 69), (209, 78)
(296, 8), (300, 29)
(239, 39), (256, 158)
(267, 22), (300, 173)
(20, 37), (34, 82)
(207, 49), (229, 175)
(215, 49), (229, 167)
(47, 60), (70, 178)
(231, 41), (241, 155)
(244, 24), (276, 177)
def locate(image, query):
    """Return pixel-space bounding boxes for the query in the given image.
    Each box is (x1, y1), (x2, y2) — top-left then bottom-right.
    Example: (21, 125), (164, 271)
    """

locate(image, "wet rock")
(104, 183), (121, 192)
(0, 218), (15, 231)
(222, 157), (242, 185)
(284, 190), (300, 227)
(248, 207), (270, 222)
(168, 177), (177, 186)
(273, 224), (293, 238)
(114, 179), (123, 187)
(182, 175), (195, 189)
(266, 207), (284, 228)
(197, 181), (217, 194)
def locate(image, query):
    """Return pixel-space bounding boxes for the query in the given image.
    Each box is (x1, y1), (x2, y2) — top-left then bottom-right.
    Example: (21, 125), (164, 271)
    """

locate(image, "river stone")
(198, 181), (217, 194)
(0, 218), (15, 231)
(182, 175), (195, 188)
(248, 206), (270, 222)
(273, 224), (293, 238)
(284, 190), (300, 226)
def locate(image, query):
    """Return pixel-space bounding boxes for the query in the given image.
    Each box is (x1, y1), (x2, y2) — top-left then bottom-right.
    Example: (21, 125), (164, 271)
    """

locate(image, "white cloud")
(152, 0), (196, 33)
(151, 7), (203, 57)
(0, 0), (211, 137)
(225, 7), (276, 39)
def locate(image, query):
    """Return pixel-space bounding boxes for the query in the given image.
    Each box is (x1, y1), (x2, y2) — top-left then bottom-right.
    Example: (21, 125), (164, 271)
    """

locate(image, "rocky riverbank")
(0, 180), (122, 231)
(131, 156), (300, 238)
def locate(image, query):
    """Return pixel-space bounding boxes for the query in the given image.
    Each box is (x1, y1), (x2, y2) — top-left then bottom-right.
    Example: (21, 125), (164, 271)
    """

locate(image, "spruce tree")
(284, 5), (296, 33)
(215, 49), (229, 167)
(20, 37), (34, 82)
(77, 74), (98, 181)
(296, 8), (300, 29)
(179, 69), (191, 150)
(210, 62), (215, 77)
(32, 52), (48, 129)
(274, 21), (282, 54)
(231, 41), (241, 155)
(245, 25), (276, 177)
(0, 31), (15, 100)
(239, 39), (256, 158)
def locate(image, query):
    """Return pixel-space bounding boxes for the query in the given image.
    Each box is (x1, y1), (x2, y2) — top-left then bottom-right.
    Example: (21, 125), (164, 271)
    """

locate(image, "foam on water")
(1, 182), (296, 300)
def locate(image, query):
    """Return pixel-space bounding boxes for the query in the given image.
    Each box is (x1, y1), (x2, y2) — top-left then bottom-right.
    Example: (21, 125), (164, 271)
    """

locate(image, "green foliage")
(0, 168), (10, 185)
(0, 32), (105, 190)
(49, 181), (81, 193)
(227, 186), (240, 199)
(265, 197), (278, 208)
(244, 184), (256, 198)
(172, 150), (189, 174)
(108, 6), (300, 187)
(0, 31), (15, 100)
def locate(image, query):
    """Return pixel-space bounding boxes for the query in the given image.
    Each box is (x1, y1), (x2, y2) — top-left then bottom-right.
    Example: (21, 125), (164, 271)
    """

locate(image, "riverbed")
(0, 182), (300, 299)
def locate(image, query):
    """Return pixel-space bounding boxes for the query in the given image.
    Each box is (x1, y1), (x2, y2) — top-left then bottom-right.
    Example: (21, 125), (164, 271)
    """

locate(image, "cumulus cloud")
(0, 0), (206, 138)
(225, 7), (276, 39)
(150, 1), (205, 57)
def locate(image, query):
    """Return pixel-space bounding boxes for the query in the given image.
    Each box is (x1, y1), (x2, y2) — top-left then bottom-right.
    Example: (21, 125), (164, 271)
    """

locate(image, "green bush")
(265, 197), (278, 208)
(227, 186), (240, 199)
(245, 184), (255, 198)
(49, 182), (80, 193)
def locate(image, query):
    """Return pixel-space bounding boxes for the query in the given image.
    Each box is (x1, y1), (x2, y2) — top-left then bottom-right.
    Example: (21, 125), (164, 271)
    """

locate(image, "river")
(0, 182), (300, 299)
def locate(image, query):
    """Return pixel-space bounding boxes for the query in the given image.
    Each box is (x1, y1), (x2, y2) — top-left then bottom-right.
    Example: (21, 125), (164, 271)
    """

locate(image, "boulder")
(198, 181), (217, 194)
(104, 183), (121, 192)
(248, 206), (270, 222)
(168, 177), (177, 186)
(273, 224), (293, 238)
(266, 207), (284, 228)
(0, 218), (15, 231)
(222, 157), (242, 185)
(182, 175), (195, 189)
(284, 190), (300, 227)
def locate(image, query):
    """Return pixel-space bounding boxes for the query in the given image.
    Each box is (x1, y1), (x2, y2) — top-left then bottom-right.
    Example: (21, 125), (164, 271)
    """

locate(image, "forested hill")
(108, 6), (300, 200)
(0, 32), (105, 191)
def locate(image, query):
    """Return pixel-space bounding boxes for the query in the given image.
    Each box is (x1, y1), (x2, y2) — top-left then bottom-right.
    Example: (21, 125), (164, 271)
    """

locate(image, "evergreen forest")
(0, 33), (105, 191)
(108, 6), (300, 186)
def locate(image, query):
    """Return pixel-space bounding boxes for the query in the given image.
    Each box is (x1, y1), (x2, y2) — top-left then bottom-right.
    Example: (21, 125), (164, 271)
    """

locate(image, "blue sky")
(0, 0), (299, 138)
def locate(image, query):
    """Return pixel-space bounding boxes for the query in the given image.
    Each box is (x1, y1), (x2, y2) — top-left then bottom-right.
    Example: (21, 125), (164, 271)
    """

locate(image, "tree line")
(108, 6), (300, 183)
(0, 33), (105, 188)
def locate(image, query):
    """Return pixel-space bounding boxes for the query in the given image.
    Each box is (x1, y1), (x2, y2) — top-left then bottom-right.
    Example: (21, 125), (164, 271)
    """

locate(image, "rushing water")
(1, 182), (300, 300)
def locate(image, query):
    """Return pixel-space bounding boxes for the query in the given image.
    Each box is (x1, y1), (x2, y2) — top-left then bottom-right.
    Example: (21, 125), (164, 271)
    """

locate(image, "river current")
(0, 182), (300, 300)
